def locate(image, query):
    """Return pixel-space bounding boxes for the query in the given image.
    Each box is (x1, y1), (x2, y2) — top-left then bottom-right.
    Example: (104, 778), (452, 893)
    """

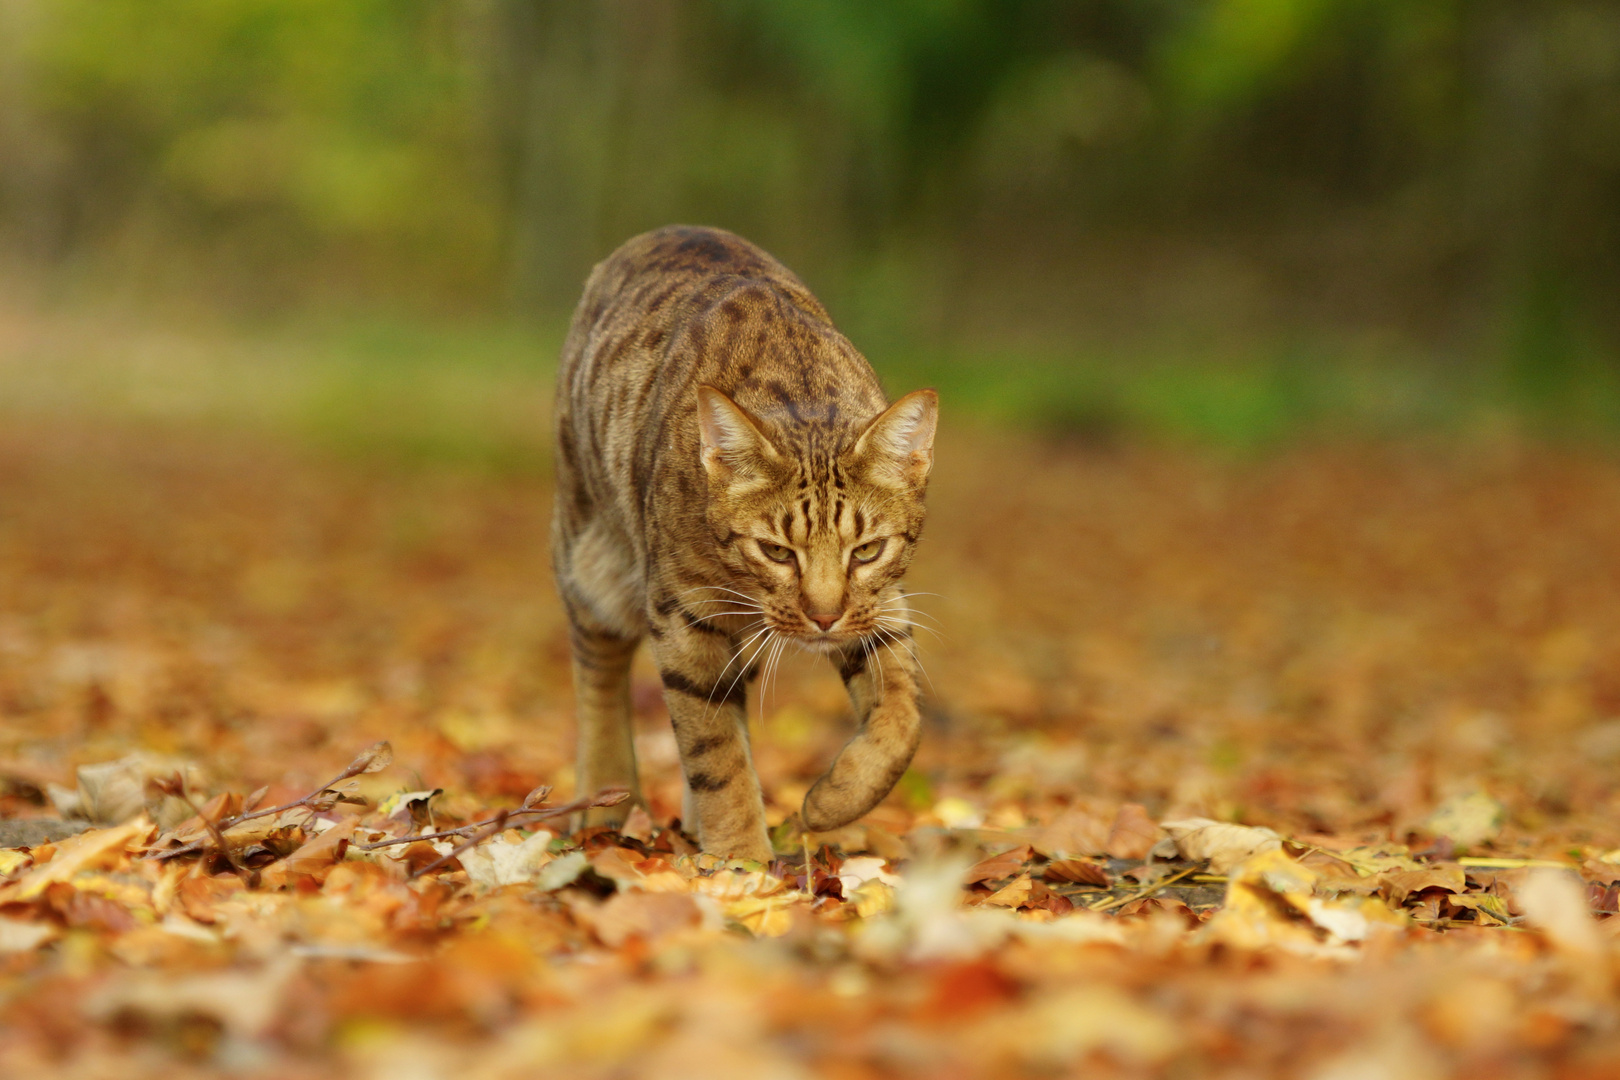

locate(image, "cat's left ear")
(852, 389), (938, 489)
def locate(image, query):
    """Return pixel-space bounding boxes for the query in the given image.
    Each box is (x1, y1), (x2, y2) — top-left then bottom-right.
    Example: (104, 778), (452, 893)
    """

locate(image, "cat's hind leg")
(555, 520), (645, 826)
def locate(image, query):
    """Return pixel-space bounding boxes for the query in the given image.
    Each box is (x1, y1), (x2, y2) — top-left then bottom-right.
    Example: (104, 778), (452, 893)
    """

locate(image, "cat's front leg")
(647, 610), (772, 862)
(803, 631), (923, 832)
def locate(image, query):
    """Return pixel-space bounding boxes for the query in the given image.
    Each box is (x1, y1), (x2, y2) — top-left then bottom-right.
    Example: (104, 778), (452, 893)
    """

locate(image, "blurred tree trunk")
(491, 0), (684, 316)
(0, 0), (67, 266)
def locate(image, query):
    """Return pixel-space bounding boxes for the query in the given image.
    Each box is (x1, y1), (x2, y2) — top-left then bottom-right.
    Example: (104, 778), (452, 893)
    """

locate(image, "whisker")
(702, 623), (772, 717)
(763, 634), (788, 715)
(874, 614), (945, 643)
(686, 607), (761, 624)
(881, 636), (935, 696)
(676, 585), (759, 604)
(860, 634), (884, 700)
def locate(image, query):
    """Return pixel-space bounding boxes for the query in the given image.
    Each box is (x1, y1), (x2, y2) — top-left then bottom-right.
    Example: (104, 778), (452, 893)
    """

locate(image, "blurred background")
(3, 0), (1619, 452)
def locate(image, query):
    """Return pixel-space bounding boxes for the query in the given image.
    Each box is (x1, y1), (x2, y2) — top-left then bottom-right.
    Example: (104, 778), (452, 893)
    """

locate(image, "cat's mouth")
(781, 624), (850, 651)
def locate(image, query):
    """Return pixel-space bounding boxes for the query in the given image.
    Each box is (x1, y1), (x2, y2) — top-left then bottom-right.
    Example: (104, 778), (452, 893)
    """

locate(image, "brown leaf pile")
(2, 422), (1619, 1079)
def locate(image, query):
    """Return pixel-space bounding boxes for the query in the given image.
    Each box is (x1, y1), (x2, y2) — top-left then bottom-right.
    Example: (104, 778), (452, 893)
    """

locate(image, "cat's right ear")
(696, 386), (781, 489)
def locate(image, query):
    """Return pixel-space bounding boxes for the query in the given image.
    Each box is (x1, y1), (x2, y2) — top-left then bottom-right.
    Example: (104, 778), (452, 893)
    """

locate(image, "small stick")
(407, 788), (629, 880)
(218, 741), (394, 830)
(357, 804), (576, 851)
(152, 772), (249, 879)
(1089, 865), (1200, 912)
(357, 784), (555, 851)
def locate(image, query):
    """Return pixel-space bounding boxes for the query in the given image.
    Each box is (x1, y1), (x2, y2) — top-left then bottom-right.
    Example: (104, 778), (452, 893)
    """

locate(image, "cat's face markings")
(696, 386), (937, 648)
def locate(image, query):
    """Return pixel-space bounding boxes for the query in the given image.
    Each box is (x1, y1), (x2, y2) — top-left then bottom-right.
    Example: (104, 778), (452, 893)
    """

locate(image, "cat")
(552, 225), (937, 861)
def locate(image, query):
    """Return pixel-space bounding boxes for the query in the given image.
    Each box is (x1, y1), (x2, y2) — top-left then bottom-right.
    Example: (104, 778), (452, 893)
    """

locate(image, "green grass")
(4, 304), (1618, 470)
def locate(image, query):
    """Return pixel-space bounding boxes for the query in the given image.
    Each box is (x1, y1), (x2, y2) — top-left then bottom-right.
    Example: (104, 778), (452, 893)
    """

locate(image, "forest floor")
(1, 415), (1619, 1079)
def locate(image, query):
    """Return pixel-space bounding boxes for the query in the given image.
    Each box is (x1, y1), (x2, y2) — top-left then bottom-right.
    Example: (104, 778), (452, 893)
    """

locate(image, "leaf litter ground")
(2, 421), (1619, 1078)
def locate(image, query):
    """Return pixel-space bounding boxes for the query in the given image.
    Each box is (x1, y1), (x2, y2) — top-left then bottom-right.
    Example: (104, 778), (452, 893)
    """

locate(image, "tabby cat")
(552, 225), (937, 861)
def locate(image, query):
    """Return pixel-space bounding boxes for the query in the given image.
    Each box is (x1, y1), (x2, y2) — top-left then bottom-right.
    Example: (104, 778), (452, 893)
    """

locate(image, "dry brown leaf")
(586, 891), (703, 947)
(259, 819), (356, 887)
(1106, 804), (1165, 860)
(1161, 818), (1283, 873)
(1380, 866), (1466, 907)
(1043, 857), (1111, 887)
(1030, 806), (1111, 858)
(963, 844), (1032, 885)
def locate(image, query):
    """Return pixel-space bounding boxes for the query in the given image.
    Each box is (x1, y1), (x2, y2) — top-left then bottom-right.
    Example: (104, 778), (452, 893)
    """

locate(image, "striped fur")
(553, 226), (937, 860)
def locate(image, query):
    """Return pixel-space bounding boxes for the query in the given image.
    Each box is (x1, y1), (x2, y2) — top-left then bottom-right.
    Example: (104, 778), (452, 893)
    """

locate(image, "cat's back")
(558, 225), (881, 465)
(561, 225), (830, 388)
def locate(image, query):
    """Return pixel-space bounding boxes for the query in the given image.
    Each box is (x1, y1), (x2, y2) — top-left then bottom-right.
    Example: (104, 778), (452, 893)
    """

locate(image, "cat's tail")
(800, 692), (922, 832)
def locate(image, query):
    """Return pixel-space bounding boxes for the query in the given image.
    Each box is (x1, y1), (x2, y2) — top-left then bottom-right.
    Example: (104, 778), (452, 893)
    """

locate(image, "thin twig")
(406, 788), (629, 880)
(218, 741), (394, 830)
(357, 796), (577, 853)
(1089, 865), (1200, 912)
(153, 772), (249, 879)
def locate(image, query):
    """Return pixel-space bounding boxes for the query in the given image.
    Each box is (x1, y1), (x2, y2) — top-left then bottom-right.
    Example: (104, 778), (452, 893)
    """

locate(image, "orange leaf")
(964, 844), (1032, 885)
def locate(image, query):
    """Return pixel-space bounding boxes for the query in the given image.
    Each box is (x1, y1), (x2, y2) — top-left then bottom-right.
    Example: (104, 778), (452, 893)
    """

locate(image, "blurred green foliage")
(2, 0), (1618, 438)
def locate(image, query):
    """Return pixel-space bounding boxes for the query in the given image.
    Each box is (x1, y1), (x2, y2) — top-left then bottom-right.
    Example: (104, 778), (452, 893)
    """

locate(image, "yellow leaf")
(984, 875), (1034, 908)
(688, 869), (784, 903)
(721, 892), (807, 937)
(849, 879), (896, 918)
(3, 818), (151, 902)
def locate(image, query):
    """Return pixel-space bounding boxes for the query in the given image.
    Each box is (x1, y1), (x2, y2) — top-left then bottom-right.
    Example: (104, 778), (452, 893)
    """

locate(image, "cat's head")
(695, 385), (937, 650)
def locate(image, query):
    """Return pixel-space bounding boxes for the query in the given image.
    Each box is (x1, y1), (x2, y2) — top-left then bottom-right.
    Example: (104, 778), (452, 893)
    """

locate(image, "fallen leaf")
(535, 850), (588, 892)
(963, 844), (1031, 885)
(1030, 806), (1111, 858)
(1, 817), (151, 902)
(687, 869), (784, 903)
(849, 879), (896, 918)
(1423, 792), (1504, 850)
(1106, 804), (1165, 860)
(984, 875), (1034, 908)
(1043, 857), (1110, 887)
(260, 819), (355, 887)
(586, 891), (703, 947)
(618, 805), (655, 842)
(460, 830), (554, 889)
(1161, 818), (1284, 873)
(1380, 866), (1466, 907)
(838, 855), (902, 894)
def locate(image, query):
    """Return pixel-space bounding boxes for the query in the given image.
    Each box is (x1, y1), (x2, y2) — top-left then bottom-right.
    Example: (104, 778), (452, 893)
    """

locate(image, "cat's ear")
(852, 389), (938, 489)
(696, 385), (782, 488)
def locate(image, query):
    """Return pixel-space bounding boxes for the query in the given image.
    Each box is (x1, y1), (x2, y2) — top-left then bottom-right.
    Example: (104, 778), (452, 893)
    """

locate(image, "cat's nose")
(808, 611), (840, 632)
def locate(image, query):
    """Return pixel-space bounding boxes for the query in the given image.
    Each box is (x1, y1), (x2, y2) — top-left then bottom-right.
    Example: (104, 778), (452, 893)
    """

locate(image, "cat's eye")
(758, 541), (796, 564)
(851, 539), (886, 564)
